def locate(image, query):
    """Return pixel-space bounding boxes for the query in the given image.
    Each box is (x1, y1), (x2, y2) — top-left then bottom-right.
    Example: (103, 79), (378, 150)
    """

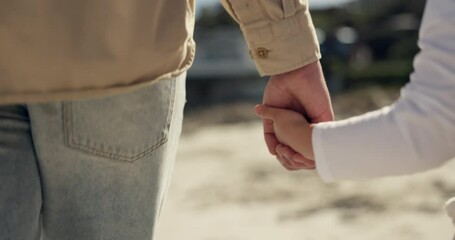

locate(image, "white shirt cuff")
(312, 123), (335, 183)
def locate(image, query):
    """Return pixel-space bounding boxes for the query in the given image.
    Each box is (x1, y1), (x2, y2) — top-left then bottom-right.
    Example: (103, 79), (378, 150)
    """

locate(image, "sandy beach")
(157, 87), (455, 240)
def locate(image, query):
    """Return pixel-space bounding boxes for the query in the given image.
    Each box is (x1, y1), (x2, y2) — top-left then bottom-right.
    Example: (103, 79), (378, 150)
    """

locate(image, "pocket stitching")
(63, 79), (176, 162)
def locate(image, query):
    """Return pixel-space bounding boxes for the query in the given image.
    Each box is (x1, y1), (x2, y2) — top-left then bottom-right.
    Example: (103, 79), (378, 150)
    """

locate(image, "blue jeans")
(0, 74), (186, 240)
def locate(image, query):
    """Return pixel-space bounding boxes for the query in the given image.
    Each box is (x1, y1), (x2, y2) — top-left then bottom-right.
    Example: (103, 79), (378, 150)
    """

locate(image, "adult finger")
(292, 154), (316, 169)
(279, 145), (315, 167)
(276, 154), (300, 171)
(276, 145), (307, 171)
(277, 156), (309, 171)
(276, 146), (296, 170)
(278, 144), (315, 169)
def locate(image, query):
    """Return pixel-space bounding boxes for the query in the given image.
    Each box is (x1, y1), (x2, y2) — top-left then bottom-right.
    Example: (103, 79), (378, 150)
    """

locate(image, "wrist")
(273, 60), (321, 81)
(293, 123), (315, 160)
(307, 124), (316, 160)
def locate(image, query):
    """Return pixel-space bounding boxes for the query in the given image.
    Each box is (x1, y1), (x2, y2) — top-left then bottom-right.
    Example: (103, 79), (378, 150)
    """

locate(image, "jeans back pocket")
(63, 79), (175, 162)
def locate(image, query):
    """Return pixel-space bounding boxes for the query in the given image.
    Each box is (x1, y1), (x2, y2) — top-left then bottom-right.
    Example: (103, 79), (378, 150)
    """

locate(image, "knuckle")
(282, 163), (296, 171)
(286, 166), (299, 171)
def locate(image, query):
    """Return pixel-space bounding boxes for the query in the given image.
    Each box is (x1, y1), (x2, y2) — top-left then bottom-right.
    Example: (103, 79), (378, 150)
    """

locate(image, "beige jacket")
(0, 0), (320, 104)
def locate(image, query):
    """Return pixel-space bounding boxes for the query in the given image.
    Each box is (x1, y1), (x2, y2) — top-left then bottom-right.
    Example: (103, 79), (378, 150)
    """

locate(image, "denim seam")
(62, 79), (176, 162)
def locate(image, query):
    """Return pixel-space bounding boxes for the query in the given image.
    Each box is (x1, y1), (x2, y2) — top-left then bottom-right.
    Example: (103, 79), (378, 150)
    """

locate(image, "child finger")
(263, 119), (278, 155)
(254, 104), (280, 120)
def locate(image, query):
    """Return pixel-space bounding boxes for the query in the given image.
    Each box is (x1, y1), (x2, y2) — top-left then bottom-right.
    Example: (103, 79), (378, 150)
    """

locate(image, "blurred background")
(157, 0), (455, 239)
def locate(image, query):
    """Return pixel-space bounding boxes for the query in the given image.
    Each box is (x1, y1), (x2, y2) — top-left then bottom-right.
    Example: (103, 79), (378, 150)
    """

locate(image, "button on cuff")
(256, 47), (269, 59)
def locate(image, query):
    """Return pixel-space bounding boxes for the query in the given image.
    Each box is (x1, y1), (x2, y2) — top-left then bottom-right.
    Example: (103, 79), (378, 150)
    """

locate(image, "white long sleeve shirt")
(313, 0), (455, 182)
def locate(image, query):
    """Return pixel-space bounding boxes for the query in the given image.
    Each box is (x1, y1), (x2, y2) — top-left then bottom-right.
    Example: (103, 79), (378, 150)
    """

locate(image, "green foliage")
(313, 0), (426, 88)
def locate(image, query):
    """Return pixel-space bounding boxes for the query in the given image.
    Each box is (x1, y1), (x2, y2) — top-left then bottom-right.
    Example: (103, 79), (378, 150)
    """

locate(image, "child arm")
(313, 0), (455, 182)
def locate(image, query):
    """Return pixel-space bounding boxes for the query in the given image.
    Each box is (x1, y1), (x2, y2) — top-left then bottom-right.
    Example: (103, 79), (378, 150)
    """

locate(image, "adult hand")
(262, 60), (334, 170)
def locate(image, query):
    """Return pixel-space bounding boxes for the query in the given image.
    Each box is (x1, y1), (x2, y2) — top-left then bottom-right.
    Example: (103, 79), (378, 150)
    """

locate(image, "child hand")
(255, 104), (315, 169)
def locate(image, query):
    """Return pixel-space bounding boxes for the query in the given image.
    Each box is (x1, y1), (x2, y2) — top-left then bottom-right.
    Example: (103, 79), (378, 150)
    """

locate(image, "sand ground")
(156, 87), (455, 240)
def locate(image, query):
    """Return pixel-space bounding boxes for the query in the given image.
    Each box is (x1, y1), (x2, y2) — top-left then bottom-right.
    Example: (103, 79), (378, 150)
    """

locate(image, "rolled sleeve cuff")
(241, 10), (321, 76)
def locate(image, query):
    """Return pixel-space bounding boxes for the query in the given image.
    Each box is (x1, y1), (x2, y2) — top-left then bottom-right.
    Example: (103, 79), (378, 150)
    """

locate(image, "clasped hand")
(255, 61), (334, 170)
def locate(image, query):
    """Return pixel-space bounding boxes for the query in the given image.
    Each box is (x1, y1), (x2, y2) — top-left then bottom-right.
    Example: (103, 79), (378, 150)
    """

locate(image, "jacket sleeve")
(220, 0), (321, 76)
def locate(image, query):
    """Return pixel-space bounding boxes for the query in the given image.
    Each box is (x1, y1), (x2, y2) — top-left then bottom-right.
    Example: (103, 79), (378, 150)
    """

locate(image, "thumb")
(255, 104), (282, 120)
